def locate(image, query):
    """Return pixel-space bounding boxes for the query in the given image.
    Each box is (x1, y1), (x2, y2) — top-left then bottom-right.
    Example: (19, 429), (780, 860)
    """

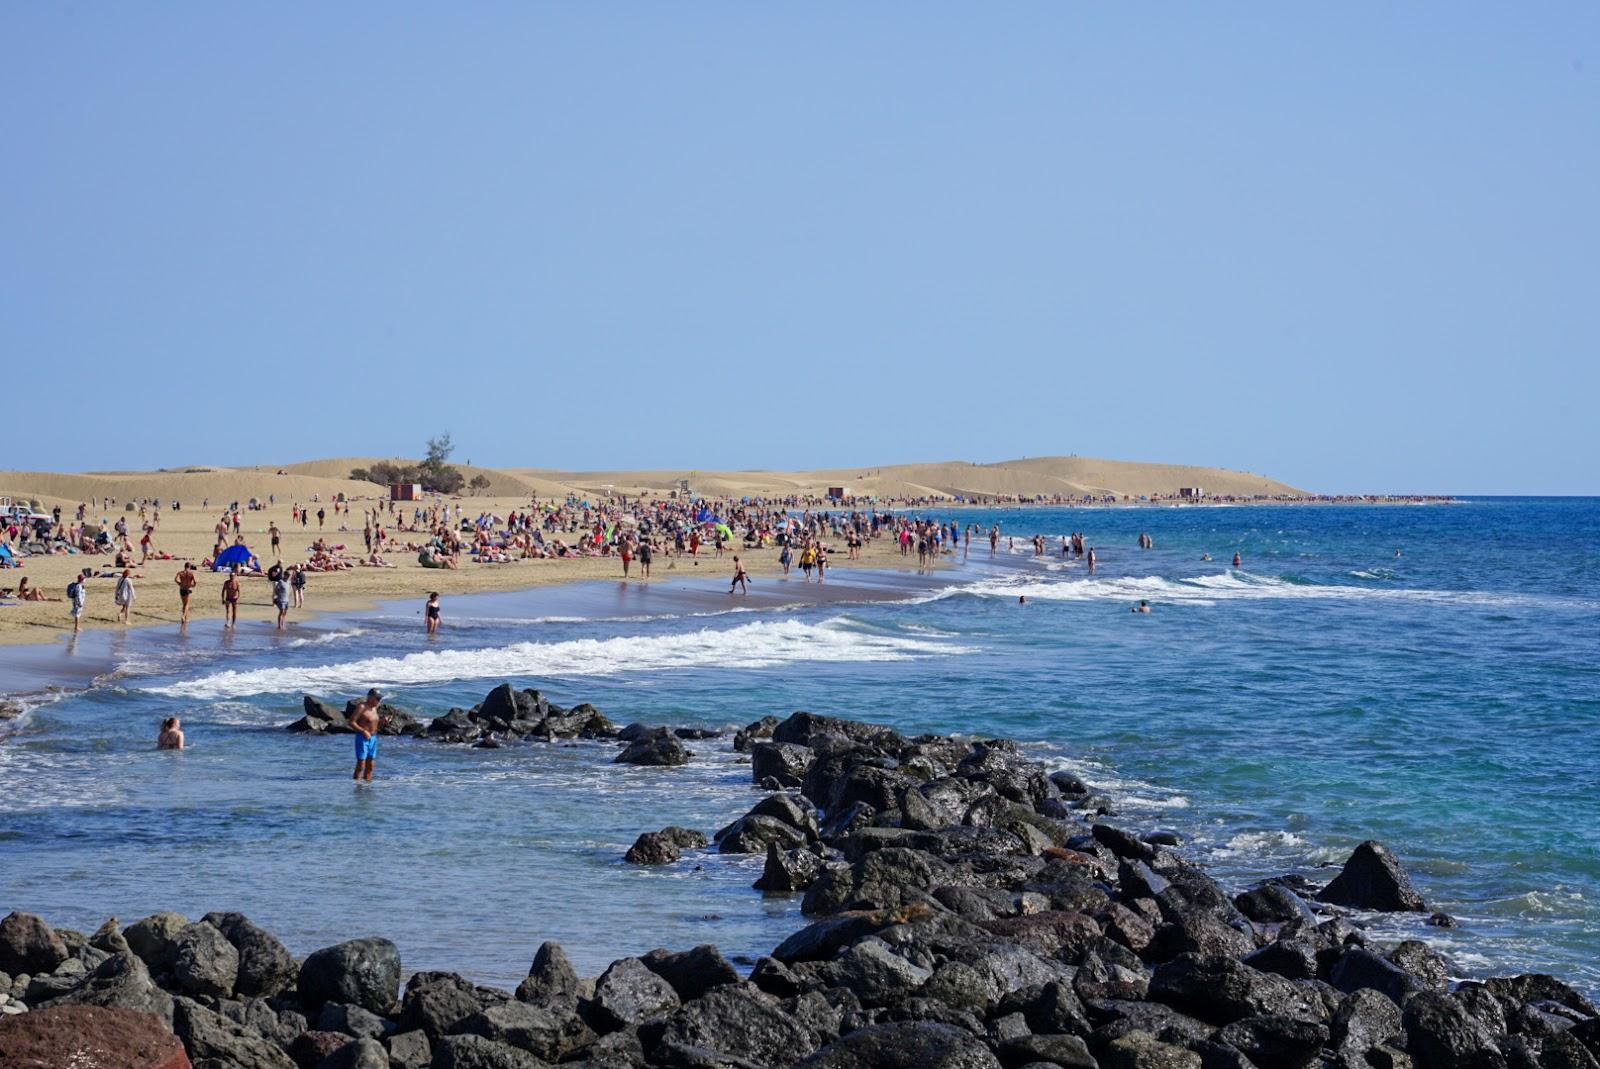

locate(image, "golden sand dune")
(3, 455), (1306, 511)
(518, 456), (1306, 502)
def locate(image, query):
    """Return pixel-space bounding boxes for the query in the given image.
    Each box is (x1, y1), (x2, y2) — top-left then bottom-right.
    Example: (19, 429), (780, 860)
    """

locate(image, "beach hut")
(390, 483), (423, 502)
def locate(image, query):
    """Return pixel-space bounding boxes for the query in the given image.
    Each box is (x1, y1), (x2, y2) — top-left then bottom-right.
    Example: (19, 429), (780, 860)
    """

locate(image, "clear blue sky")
(4, 6), (1596, 494)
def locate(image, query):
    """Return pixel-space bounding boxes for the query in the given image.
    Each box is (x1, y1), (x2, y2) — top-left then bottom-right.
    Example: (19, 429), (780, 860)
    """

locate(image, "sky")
(3, 6), (1596, 494)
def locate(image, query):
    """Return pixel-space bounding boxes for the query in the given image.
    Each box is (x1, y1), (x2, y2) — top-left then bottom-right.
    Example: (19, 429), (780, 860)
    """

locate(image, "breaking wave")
(933, 571), (1578, 609)
(146, 617), (975, 700)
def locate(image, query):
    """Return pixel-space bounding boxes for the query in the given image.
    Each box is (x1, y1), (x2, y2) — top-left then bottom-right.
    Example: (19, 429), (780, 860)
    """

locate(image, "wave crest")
(147, 617), (972, 700)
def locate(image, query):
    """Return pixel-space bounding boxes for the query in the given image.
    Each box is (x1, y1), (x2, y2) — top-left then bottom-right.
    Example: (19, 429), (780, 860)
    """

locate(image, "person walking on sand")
(638, 540), (653, 579)
(157, 716), (185, 750)
(272, 570), (291, 630)
(348, 688), (386, 782)
(425, 591), (441, 635)
(269, 522), (281, 561)
(175, 562), (198, 624)
(67, 569), (89, 634)
(729, 555), (750, 595)
(114, 568), (136, 624)
(221, 565), (242, 628)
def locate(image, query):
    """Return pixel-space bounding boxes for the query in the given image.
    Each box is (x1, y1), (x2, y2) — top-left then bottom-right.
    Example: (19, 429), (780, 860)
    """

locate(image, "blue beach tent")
(212, 544), (254, 571)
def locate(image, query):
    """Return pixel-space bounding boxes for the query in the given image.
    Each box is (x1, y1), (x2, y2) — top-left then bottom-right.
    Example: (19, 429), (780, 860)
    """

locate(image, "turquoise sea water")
(2, 498), (1597, 991)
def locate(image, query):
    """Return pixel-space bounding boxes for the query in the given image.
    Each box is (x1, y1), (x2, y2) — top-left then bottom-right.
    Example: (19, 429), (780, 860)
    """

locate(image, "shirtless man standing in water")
(348, 688), (385, 782)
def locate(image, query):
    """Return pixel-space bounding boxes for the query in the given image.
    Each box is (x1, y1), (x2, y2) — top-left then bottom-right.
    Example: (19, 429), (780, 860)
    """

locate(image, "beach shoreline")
(0, 560), (970, 702)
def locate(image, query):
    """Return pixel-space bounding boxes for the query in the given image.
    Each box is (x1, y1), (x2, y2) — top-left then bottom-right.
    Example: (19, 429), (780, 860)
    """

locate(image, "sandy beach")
(0, 496), (937, 647)
(0, 454), (1317, 647)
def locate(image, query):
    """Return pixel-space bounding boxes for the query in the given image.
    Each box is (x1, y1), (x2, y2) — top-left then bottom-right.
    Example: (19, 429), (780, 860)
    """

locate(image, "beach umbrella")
(714, 523), (733, 541)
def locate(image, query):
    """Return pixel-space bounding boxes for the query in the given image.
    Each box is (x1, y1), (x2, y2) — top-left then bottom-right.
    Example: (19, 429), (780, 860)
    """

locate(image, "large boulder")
(1315, 841), (1427, 912)
(37, 951), (175, 1024)
(1234, 882), (1317, 925)
(755, 843), (827, 894)
(386, 1030), (431, 1069)
(1401, 990), (1504, 1068)
(298, 938), (402, 1016)
(167, 921), (239, 1000)
(624, 831), (682, 865)
(0, 1004), (191, 1069)
(1330, 987), (1405, 1067)
(173, 996), (297, 1069)
(1148, 953), (1326, 1026)
(1330, 947), (1429, 1006)
(751, 742), (815, 788)
(514, 942), (582, 1010)
(1100, 1029), (1203, 1069)
(583, 956), (679, 1032)
(716, 814), (809, 855)
(0, 911), (69, 976)
(455, 999), (591, 1062)
(614, 735), (690, 767)
(795, 1020), (1001, 1068)
(316, 1037), (389, 1069)
(639, 944), (740, 1002)
(477, 684), (524, 725)
(654, 982), (821, 1068)
(202, 911), (298, 998)
(430, 1033), (547, 1069)
(1215, 1014), (1330, 1066)
(124, 913), (190, 969)
(399, 971), (493, 1037)
(836, 938), (933, 1006)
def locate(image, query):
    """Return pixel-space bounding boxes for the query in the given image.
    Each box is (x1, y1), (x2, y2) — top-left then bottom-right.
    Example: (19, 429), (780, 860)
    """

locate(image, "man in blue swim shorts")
(348, 687), (386, 782)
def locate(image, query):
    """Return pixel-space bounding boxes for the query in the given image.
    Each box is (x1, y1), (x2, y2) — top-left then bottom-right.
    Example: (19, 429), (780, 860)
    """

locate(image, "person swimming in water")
(1132, 600), (1151, 614)
(1232, 552), (1242, 567)
(157, 716), (185, 750)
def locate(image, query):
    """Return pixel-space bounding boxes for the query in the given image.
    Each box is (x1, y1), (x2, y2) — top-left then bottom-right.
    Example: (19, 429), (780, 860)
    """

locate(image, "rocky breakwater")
(4, 710), (1598, 1068)
(285, 685), (714, 764)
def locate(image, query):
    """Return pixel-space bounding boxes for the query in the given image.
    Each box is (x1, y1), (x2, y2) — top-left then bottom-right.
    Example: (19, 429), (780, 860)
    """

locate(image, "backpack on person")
(66, 580), (80, 601)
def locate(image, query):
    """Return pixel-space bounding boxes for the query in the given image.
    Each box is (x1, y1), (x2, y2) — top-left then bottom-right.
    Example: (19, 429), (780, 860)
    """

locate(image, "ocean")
(2, 498), (1597, 993)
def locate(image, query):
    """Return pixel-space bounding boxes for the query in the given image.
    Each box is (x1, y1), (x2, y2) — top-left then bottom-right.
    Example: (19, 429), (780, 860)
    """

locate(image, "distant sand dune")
(2, 455), (1306, 508)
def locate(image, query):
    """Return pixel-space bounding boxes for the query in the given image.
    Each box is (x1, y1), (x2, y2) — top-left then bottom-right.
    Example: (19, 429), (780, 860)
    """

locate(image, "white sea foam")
(287, 628), (367, 648)
(146, 617), (975, 700)
(927, 571), (1577, 610)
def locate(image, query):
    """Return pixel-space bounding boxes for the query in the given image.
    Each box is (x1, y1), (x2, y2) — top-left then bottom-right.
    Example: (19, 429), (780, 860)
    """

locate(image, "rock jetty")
(6, 708), (1598, 1068)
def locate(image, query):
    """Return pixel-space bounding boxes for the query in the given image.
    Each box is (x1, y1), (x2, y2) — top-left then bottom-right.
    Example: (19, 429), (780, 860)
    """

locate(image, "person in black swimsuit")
(425, 591), (441, 635)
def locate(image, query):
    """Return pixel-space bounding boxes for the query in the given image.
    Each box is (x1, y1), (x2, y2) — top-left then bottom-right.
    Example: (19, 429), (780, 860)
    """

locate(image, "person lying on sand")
(15, 577), (60, 602)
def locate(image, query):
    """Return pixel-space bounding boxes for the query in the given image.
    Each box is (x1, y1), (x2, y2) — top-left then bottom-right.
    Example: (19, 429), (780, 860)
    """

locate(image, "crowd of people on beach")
(1, 479), (1297, 645)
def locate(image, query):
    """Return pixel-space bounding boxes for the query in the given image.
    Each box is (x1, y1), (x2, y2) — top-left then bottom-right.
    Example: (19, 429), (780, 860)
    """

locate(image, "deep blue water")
(2, 499), (1597, 991)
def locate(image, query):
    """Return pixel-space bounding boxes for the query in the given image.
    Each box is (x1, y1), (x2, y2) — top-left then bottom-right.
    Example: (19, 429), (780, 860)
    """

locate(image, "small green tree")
(469, 474), (492, 495)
